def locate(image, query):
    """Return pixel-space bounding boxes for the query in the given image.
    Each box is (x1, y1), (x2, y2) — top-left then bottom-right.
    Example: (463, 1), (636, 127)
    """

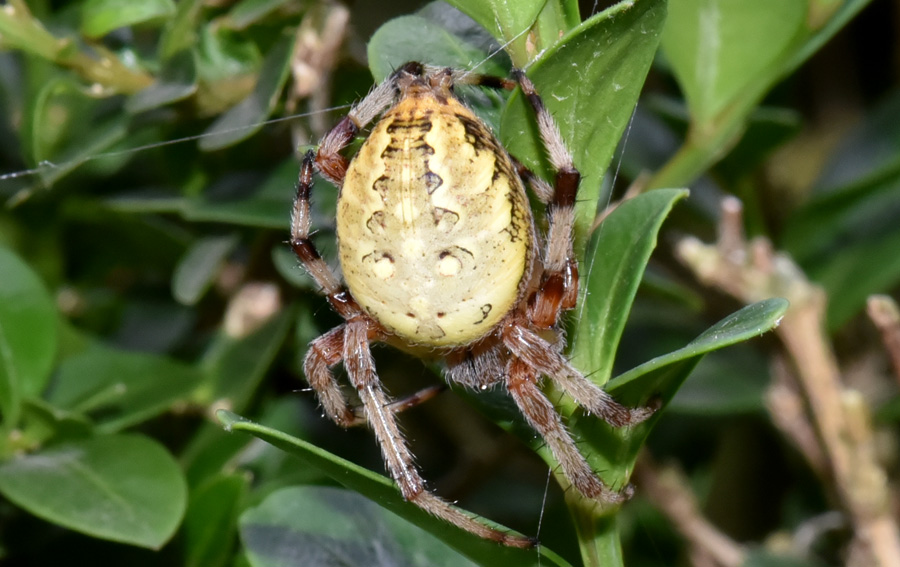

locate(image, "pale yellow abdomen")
(337, 92), (533, 347)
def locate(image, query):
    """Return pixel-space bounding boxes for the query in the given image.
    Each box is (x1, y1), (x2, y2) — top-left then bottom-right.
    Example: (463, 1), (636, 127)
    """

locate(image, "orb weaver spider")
(291, 61), (654, 547)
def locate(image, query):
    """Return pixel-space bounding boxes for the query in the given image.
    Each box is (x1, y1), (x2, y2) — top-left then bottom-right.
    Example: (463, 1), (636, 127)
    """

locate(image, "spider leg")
(503, 322), (655, 427)
(304, 325), (446, 427)
(304, 325), (356, 426)
(507, 357), (630, 503)
(291, 67), (403, 317)
(513, 71), (580, 328)
(341, 318), (535, 548)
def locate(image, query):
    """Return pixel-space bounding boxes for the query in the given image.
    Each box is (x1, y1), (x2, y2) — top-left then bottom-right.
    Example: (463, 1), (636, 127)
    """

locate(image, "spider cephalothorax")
(291, 61), (653, 547)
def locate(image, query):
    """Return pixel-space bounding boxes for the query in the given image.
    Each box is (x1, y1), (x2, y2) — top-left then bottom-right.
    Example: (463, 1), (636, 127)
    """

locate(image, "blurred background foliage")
(0, 0), (899, 566)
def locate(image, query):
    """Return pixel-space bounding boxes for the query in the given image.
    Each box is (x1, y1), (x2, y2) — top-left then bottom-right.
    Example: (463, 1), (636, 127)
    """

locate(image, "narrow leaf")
(501, 0), (667, 242)
(569, 189), (689, 386)
(82, 0), (176, 38)
(217, 410), (572, 567)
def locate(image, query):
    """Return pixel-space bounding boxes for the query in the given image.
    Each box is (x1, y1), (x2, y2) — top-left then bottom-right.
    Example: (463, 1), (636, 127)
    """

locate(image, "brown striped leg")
(341, 318), (534, 548)
(290, 65), (404, 316)
(304, 325), (446, 427)
(304, 325), (356, 426)
(502, 321), (655, 428)
(506, 356), (630, 503)
(513, 70), (581, 328)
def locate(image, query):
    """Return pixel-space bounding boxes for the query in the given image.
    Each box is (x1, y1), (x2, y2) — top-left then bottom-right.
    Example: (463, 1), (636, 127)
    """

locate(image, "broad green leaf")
(0, 247), (57, 426)
(217, 410), (572, 567)
(0, 434), (187, 549)
(661, 0), (806, 125)
(172, 234), (240, 305)
(183, 473), (248, 567)
(569, 189), (689, 386)
(199, 33), (294, 151)
(47, 341), (203, 433)
(367, 15), (506, 83)
(241, 486), (479, 567)
(444, 0), (548, 66)
(501, 0), (666, 242)
(81, 0), (176, 38)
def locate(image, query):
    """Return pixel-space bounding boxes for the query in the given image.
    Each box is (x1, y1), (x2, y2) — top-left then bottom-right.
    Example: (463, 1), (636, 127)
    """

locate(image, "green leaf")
(126, 49), (198, 113)
(21, 76), (130, 189)
(0, 247), (58, 426)
(573, 298), (788, 485)
(0, 434), (187, 549)
(240, 486), (479, 567)
(661, 0), (806, 125)
(223, 0), (294, 30)
(443, 0), (547, 67)
(200, 308), (294, 409)
(172, 234), (240, 305)
(569, 189), (689, 386)
(81, 0), (176, 38)
(217, 410), (572, 567)
(158, 0), (205, 59)
(18, 399), (93, 449)
(47, 341), (203, 433)
(367, 15), (506, 83)
(199, 33), (294, 151)
(183, 473), (248, 567)
(181, 160), (298, 228)
(501, 0), (667, 243)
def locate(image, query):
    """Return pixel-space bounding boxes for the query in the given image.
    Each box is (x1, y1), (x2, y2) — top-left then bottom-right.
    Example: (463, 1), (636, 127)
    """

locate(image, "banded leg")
(514, 71), (581, 328)
(304, 324), (446, 427)
(502, 321), (655, 428)
(290, 69), (401, 317)
(342, 318), (534, 548)
(506, 357), (629, 503)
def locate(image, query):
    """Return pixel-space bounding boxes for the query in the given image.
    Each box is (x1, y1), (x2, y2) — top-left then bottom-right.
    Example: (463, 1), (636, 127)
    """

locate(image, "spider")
(291, 61), (654, 548)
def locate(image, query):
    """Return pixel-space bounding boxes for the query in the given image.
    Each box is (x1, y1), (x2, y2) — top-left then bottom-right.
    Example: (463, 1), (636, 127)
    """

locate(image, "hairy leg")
(503, 321), (655, 427)
(341, 318), (535, 547)
(506, 357), (630, 503)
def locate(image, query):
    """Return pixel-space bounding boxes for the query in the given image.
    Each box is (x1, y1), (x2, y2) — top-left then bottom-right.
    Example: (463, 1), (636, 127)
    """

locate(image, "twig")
(676, 197), (900, 567)
(867, 295), (900, 386)
(635, 453), (746, 567)
(765, 358), (829, 480)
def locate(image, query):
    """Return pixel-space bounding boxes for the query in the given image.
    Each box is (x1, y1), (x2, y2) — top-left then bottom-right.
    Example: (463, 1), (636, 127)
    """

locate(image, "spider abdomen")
(337, 89), (534, 347)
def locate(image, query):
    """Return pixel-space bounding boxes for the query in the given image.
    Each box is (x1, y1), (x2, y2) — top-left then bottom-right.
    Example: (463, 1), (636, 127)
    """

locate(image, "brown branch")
(867, 295), (900, 386)
(635, 453), (746, 567)
(676, 197), (900, 567)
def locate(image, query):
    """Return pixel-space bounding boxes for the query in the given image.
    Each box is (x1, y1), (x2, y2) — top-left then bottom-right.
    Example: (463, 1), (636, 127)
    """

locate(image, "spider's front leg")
(290, 65), (403, 318)
(513, 71), (581, 328)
